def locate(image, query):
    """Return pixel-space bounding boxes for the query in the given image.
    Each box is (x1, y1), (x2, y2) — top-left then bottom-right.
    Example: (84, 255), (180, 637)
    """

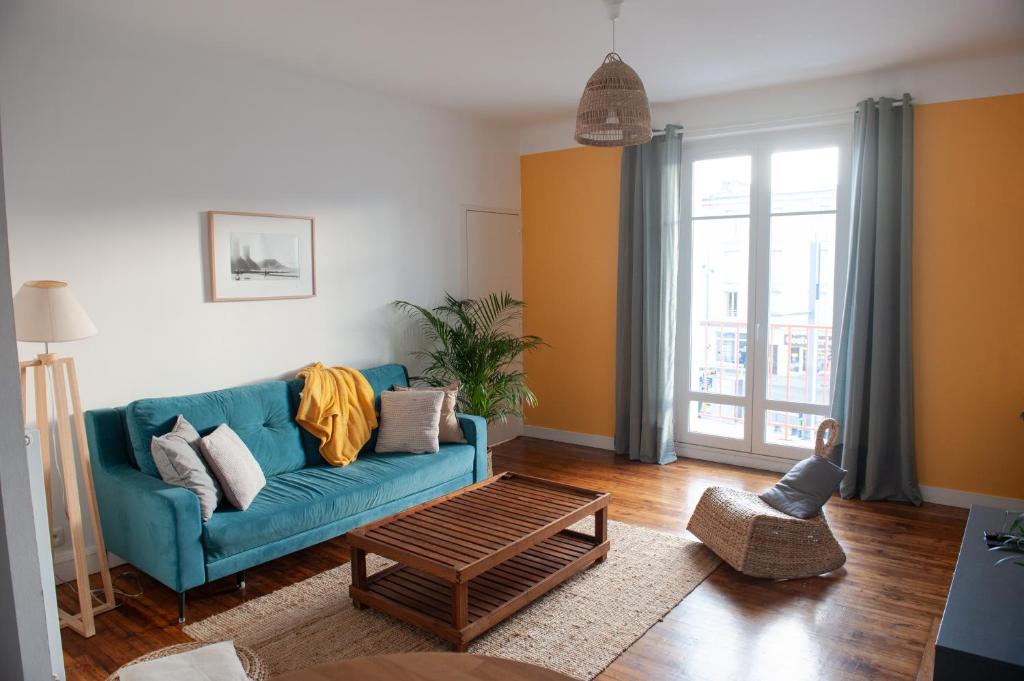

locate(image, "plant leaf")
(394, 291), (544, 424)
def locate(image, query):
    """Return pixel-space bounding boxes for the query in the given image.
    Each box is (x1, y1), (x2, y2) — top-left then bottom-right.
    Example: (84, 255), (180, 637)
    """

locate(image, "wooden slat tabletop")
(346, 473), (609, 581)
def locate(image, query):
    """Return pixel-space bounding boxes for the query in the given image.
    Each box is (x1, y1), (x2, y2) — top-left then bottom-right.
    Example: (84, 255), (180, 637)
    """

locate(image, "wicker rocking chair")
(686, 419), (846, 580)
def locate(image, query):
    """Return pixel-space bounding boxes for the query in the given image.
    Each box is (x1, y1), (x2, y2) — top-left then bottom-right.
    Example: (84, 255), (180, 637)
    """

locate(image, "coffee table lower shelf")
(350, 529), (609, 651)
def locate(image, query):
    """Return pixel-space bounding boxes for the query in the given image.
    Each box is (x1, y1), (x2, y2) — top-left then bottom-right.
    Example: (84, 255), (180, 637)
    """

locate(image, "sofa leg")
(177, 591), (186, 624)
(236, 570), (246, 590)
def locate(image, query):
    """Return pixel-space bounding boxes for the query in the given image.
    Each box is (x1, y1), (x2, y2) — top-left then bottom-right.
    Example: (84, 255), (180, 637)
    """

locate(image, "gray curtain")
(831, 94), (922, 504)
(614, 126), (682, 464)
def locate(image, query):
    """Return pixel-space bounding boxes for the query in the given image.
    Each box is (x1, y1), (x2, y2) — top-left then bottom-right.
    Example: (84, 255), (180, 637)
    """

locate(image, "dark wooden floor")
(61, 437), (967, 680)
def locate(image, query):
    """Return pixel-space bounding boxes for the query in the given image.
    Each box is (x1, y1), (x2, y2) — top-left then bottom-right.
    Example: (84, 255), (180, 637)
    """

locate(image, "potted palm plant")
(394, 292), (545, 472)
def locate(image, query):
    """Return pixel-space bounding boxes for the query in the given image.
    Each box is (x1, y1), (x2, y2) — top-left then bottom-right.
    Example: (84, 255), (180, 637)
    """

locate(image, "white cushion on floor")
(119, 640), (248, 681)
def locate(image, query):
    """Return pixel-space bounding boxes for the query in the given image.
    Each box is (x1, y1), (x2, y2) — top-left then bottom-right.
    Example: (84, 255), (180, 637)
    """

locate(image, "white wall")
(0, 1), (520, 579)
(520, 48), (1024, 154)
(0, 2), (521, 408)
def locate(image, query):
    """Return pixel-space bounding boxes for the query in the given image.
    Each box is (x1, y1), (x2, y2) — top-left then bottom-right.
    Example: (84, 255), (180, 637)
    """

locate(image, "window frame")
(675, 123), (853, 465)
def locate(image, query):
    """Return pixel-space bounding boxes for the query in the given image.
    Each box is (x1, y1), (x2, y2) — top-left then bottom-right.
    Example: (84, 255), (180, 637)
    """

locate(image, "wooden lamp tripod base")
(20, 352), (115, 638)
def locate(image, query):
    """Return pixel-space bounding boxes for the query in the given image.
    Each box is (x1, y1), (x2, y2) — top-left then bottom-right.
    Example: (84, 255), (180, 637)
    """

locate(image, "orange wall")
(521, 146), (621, 437)
(520, 93), (1024, 498)
(913, 93), (1024, 498)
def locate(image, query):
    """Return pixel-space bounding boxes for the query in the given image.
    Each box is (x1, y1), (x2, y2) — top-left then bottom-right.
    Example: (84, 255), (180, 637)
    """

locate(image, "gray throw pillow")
(759, 455), (847, 519)
(151, 415), (222, 522)
(375, 389), (445, 454)
(200, 424), (266, 511)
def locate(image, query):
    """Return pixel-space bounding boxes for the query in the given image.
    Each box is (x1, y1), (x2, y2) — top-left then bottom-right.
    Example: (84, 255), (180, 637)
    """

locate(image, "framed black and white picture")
(208, 211), (316, 302)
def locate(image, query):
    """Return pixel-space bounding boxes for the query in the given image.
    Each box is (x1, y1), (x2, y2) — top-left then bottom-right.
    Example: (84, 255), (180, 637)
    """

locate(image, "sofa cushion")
(126, 381), (306, 478)
(201, 443), (474, 562)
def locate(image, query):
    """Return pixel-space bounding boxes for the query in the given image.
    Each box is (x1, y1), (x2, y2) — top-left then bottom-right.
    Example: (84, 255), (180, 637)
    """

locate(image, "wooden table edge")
(349, 539), (611, 650)
(499, 471), (611, 498)
(345, 473), (610, 580)
(456, 494), (609, 580)
(346, 473), (606, 539)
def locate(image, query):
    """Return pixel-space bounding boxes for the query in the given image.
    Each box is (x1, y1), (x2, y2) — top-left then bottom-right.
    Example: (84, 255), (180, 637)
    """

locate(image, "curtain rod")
(650, 94), (909, 140)
(652, 125), (684, 137)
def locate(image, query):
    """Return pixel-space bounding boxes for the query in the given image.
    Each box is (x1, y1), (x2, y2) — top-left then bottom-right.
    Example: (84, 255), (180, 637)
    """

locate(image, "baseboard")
(678, 444), (1024, 509)
(521, 425), (615, 451)
(52, 546), (125, 585)
(524, 428), (1022, 511)
(919, 486), (1024, 511)
(675, 442), (795, 473)
(680, 445), (1024, 509)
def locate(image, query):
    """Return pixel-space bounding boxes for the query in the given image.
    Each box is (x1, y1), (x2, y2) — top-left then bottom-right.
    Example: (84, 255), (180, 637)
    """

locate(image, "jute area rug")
(184, 520), (719, 680)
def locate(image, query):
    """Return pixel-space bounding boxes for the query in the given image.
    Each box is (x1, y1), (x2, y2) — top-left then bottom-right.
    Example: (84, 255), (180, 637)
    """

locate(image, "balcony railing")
(693, 319), (833, 446)
(765, 321), (833, 405)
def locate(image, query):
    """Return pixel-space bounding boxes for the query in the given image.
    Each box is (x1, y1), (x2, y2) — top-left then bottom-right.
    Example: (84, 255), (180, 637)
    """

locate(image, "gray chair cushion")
(150, 415), (222, 521)
(759, 455), (847, 519)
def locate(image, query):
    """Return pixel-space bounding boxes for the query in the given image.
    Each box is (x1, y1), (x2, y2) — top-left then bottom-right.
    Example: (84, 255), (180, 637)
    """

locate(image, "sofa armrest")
(456, 414), (489, 482)
(92, 463), (206, 592)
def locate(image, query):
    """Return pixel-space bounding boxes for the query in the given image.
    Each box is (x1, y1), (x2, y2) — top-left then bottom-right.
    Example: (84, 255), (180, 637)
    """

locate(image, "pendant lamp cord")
(611, 17), (616, 53)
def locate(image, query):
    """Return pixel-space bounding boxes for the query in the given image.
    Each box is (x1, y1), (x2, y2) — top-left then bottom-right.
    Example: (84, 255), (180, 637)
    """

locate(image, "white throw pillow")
(199, 424), (266, 511)
(375, 389), (445, 454)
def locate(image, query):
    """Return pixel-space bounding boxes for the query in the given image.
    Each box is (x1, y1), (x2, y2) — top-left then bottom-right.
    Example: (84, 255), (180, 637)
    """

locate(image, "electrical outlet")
(50, 527), (65, 547)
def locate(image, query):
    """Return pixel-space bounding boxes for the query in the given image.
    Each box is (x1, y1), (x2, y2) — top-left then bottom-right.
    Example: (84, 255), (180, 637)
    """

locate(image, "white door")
(466, 209), (523, 445)
(677, 126), (850, 466)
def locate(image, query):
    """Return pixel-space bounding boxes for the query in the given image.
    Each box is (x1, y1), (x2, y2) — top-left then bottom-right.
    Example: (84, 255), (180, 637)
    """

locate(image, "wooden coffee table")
(346, 472), (611, 651)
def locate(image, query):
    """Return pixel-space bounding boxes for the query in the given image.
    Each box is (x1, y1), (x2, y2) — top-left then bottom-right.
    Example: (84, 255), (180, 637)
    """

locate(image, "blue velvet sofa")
(84, 364), (487, 621)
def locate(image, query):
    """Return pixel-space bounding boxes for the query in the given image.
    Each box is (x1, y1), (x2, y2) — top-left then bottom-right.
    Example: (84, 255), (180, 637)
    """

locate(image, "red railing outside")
(694, 320), (832, 445)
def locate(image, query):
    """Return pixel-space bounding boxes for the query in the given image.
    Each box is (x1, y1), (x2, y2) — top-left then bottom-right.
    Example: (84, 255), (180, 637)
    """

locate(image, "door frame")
(461, 205), (520, 300)
(462, 206), (523, 446)
(675, 123), (853, 468)
(676, 137), (759, 454)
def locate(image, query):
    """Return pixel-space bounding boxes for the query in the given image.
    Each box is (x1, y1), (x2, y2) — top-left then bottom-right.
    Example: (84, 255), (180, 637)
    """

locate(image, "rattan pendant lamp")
(574, 0), (652, 147)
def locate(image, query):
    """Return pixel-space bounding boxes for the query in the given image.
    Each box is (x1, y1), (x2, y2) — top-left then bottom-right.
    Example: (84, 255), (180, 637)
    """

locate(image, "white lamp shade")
(13, 280), (97, 343)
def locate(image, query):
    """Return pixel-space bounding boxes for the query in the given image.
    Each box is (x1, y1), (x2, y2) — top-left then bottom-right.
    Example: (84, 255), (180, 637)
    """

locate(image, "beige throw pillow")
(375, 389), (444, 454)
(199, 424), (266, 511)
(393, 383), (467, 444)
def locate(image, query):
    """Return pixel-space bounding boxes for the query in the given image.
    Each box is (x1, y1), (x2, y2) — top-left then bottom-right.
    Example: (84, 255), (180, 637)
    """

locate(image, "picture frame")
(207, 211), (317, 302)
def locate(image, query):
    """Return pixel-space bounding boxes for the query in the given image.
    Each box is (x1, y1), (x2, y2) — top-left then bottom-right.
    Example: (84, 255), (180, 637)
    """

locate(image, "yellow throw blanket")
(294, 363), (378, 467)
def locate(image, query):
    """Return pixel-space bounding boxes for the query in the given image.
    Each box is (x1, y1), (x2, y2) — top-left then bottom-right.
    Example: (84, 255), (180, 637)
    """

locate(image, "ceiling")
(52, 0), (1024, 122)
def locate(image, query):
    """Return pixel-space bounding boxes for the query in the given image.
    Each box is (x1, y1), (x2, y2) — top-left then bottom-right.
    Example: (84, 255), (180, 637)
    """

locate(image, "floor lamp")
(14, 280), (114, 638)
